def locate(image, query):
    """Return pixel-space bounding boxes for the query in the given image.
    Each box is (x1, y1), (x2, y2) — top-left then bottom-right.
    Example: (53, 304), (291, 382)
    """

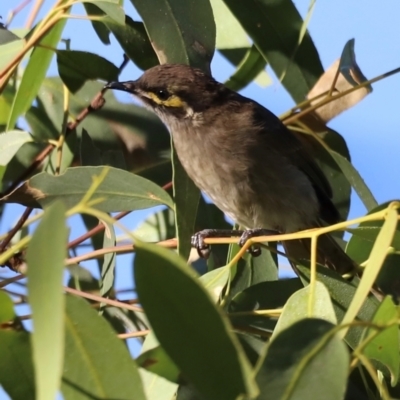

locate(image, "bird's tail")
(283, 233), (357, 275)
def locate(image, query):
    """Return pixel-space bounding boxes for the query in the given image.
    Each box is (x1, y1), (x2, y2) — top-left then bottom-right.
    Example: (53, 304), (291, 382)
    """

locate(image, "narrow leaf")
(257, 319), (349, 400)
(7, 6), (69, 130)
(26, 201), (68, 400)
(363, 296), (400, 385)
(222, 0), (323, 102)
(62, 295), (146, 400)
(341, 206), (398, 336)
(134, 240), (258, 400)
(4, 166), (174, 211)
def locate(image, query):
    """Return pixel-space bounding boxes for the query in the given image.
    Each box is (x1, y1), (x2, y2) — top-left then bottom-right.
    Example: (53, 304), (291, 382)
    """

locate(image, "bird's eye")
(156, 89), (170, 101)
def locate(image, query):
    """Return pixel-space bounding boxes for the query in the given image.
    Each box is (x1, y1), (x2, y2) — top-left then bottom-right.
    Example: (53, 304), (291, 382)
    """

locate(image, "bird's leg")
(238, 228), (279, 257)
(191, 229), (244, 258)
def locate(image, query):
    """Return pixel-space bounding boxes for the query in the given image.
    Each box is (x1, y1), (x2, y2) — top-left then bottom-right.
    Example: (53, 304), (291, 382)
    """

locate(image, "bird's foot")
(191, 229), (243, 258)
(238, 228), (279, 257)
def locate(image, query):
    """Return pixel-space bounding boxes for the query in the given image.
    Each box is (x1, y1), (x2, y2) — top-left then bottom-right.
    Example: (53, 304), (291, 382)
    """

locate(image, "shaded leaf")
(137, 345), (180, 382)
(173, 146), (200, 260)
(256, 319), (349, 400)
(224, 45), (271, 91)
(329, 148), (377, 211)
(83, 3), (111, 45)
(222, 0), (323, 102)
(106, 16), (159, 70)
(57, 50), (119, 93)
(0, 330), (35, 400)
(26, 201), (68, 400)
(0, 25), (20, 44)
(62, 295), (146, 400)
(228, 279), (303, 334)
(82, 0), (125, 24)
(4, 166), (174, 211)
(134, 240), (258, 400)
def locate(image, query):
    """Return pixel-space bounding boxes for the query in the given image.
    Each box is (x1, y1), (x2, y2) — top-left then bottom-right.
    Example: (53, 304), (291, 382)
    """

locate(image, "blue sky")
(1, 0), (400, 398)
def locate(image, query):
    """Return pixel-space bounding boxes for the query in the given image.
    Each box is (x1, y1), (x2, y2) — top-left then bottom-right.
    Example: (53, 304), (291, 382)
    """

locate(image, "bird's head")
(106, 64), (227, 125)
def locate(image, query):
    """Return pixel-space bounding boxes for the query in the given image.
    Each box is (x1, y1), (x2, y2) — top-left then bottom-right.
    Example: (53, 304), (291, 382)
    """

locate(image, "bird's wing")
(253, 105), (340, 224)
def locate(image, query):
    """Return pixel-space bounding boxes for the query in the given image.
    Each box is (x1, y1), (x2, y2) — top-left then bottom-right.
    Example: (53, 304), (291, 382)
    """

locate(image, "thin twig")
(6, 0), (32, 26)
(25, 0), (45, 29)
(0, 207), (32, 253)
(118, 330), (150, 339)
(64, 286), (143, 312)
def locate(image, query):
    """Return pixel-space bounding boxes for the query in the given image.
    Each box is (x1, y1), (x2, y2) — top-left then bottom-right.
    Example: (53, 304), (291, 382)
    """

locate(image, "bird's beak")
(104, 81), (136, 93)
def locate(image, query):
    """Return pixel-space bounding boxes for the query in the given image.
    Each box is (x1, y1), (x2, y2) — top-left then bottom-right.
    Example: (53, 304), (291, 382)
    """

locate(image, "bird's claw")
(191, 230), (212, 258)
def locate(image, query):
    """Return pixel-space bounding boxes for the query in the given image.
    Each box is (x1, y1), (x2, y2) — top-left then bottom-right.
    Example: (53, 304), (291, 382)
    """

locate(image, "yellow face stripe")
(146, 92), (185, 108)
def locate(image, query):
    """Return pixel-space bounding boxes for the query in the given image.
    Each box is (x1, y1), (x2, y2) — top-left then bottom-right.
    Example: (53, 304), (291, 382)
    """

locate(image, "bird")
(105, 63), (356, 275)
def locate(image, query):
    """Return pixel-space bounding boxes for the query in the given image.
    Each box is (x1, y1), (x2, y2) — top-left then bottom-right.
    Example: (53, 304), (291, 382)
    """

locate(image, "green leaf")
(341, 206), (399, 335)
(62, 295), (146, 400)
(130, 0), (216, 71)
(83, 3), (111, 44)
(173, 145), (200, 260)
(296, 264), (380, 349)
(134, 240), (258, 400)
(272, 282), (337, 340)
(4, 166), (174, 211)
(106, 16), (159, 70)
(210, 0), (249, 49)
(137, 345), (180, 382)
(0, 85), (15, 126)
(57, 50), (119, 93)
(26, 201), (68, 400)
(222, 0), (324, 102)
(0, 130), (33, 165)
(0, 291), (15, 323)
(100, 218), (116, 299)
(329, 149), (378, 211)
(0, 330), (35, 400)
(7, 5), (69, 130)
(135, 208), (176, 242)
(228, 279), (303, 334)
(140, 368), (178, 400)
(256, 319), (349, 400)
(224, 45), (271, 91)
(0, 39), (24, 71)
(139, 332), (179, 400)
(362, 296), (400, 386)
(199, 265), (231, 302)
(81, 0), (125, 24)
(347, 201), (400, 266)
